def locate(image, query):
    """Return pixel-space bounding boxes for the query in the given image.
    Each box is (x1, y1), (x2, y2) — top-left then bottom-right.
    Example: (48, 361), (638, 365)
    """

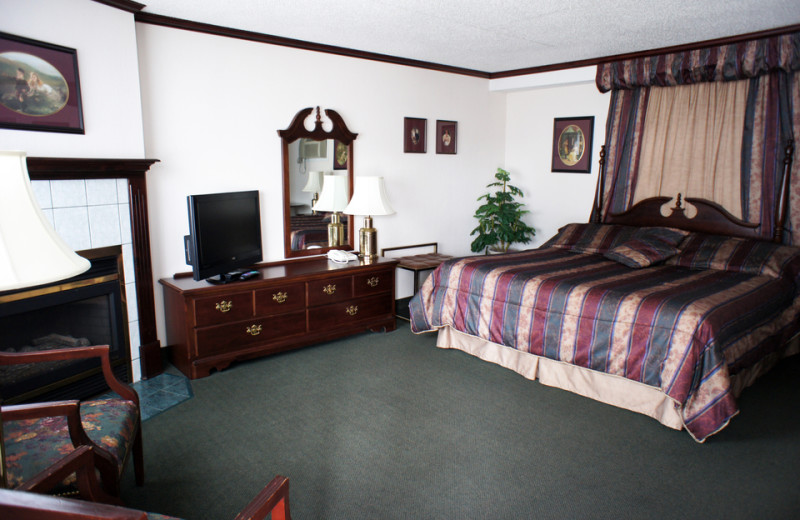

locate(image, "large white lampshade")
(0, 151), (90, 291)
(343, 176), (395, 217)
(343, 176), (395, 258)
(312, 174), (348, 212)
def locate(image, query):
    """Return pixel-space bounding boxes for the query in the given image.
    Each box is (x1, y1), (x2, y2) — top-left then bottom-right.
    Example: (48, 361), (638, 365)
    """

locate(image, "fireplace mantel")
(26, 156), (162, 378)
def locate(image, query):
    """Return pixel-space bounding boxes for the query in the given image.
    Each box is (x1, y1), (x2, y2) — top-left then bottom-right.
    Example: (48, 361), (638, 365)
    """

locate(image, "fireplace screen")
(0, 248), (130, 404)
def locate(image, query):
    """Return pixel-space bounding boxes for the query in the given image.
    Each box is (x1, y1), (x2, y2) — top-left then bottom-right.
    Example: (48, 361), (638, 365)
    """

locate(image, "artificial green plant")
(470, 167), (535, 254)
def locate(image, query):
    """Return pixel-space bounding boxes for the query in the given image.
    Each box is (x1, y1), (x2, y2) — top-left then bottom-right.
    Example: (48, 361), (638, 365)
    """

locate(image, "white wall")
(2, 0), (145, 157)
(502, 78), (610, 247)
(135, 24), (506, 343)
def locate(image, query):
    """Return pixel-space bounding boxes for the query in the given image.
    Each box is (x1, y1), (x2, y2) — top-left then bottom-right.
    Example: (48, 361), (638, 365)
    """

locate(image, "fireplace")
(0, 246), (130, 404)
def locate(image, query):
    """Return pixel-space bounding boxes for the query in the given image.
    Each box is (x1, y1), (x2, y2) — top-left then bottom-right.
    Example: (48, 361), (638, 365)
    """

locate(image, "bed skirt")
(435, 326), (800, 436)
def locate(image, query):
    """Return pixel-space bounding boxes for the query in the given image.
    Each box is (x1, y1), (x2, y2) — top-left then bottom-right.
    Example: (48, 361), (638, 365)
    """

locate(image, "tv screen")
(185, 190), (262, 283)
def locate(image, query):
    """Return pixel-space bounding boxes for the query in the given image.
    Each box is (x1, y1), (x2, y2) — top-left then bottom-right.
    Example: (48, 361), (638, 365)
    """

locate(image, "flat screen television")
(184, 190), (263, 283)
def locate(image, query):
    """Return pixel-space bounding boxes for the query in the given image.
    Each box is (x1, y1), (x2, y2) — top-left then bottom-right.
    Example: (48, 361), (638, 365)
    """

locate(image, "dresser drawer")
(193, 292), (253, 326)
(353, 269), (393, 297)
(307, 275), (353, 306)
(308, 294), (392, 332)
(255, 283), (305, 315)
(194, 311), (306, 357)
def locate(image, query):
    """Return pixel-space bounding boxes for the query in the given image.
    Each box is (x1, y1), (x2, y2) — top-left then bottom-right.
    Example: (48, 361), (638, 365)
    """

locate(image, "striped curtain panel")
(595, 32), (800, 243)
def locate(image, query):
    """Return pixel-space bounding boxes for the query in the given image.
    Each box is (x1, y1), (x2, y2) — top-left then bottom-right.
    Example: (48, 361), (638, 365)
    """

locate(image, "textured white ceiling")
(139, 0), (800, 73)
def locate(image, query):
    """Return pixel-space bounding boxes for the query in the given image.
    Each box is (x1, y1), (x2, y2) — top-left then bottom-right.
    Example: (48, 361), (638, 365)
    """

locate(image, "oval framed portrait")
(551, 116), (594, 173)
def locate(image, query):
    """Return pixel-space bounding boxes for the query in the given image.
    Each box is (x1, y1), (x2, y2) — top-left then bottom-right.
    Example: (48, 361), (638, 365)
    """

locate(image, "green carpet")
(121, 322), (800, 519)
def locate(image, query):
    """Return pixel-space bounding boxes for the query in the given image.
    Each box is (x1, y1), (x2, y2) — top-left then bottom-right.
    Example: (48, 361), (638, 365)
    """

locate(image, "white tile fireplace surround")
(30, 178), (142, 381)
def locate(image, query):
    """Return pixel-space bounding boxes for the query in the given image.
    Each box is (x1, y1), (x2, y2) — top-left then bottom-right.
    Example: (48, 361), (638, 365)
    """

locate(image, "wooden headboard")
(593, 141), (795, 243)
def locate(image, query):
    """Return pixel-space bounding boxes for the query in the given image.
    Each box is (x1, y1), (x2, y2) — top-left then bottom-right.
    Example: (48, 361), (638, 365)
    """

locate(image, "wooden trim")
(26, 157), (162, 378)
(133, 11), (490, 79)
(133, 8), (797, 80)
(490, 23), (800, 79)
(91, 0), (145, 14)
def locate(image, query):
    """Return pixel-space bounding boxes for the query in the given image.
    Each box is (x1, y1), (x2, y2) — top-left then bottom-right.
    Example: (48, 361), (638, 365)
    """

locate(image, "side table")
(382, 243), (452, 319)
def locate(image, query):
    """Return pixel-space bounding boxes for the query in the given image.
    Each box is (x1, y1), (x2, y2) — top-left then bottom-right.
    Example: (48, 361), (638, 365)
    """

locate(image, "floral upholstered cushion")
(3, 397), (138, 489)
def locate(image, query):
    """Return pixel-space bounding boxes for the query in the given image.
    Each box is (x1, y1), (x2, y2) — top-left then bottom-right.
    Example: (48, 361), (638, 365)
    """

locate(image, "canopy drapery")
(593, 31), (800, 243)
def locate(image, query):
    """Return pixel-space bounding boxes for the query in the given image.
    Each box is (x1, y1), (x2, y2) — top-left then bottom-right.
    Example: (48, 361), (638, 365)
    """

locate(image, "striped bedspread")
(409, 248), (800, 441)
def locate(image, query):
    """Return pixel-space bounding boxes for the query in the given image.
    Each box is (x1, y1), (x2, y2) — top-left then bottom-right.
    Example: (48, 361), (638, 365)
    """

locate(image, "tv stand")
(160, 256), (397, 379)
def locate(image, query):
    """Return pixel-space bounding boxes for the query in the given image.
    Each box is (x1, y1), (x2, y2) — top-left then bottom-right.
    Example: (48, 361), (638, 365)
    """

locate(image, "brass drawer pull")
(367, 276), (380, 287)
(345, 305), (358, 316)
(273, 291), (288, 303)
(246, 324), (262, 336)
(323, 284), (336, 295)
(215, 300), (233, 313)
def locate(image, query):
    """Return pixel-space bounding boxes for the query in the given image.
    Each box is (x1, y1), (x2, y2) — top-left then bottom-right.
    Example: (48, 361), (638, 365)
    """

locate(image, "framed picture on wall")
(0, 31), (84, 134)
(404, 117), (427, 153)
(333, 139), (348, 170)
(551, 116), (594, 173)
(435, 120), (457, 155)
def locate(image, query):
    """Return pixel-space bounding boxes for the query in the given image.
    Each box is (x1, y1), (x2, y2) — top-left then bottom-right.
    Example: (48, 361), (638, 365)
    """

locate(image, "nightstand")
(382, 242), (452, 319)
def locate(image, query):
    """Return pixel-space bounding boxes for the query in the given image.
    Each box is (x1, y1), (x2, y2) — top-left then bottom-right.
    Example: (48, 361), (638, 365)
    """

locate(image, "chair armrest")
(0, 488), (146, 520)
(0, 345), (139, 405)
(17, 445), (120, 505)
(233, 475), (291, 520)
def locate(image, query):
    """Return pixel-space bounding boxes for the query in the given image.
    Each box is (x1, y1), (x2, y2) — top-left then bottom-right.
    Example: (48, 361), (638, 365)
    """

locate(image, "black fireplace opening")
(0, 248), (130, 405)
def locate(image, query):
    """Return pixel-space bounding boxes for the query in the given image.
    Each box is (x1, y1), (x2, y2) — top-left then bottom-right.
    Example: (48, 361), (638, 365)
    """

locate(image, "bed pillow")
(604, 236), (681, 268)
(667, 233), (800, 281)
(541, 223), (636, 255)
(543, 223), (687, 257)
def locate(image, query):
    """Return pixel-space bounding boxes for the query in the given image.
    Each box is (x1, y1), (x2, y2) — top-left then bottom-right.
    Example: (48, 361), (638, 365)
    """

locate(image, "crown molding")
(490, 23), (800, 79)
(91, 0), (145, 14)
(134, 11), (490, 79)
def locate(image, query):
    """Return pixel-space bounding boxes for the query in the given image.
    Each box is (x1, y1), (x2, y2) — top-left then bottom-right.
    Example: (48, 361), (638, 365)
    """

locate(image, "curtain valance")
(596, 32), (800, 92)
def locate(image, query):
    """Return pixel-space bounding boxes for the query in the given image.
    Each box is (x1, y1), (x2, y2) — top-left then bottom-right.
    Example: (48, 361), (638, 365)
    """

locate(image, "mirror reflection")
(287, 139), (349, 250)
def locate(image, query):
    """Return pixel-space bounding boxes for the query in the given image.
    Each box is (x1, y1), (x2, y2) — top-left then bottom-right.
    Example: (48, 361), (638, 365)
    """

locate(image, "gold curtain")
(633, 80), (750, 218)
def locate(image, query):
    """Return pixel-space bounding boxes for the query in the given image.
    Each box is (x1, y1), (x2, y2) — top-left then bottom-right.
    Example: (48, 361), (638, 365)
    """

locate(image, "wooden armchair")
(0, 475), (291, 520)
(1, 345), (143, 497)
(0, 443), (290, 520)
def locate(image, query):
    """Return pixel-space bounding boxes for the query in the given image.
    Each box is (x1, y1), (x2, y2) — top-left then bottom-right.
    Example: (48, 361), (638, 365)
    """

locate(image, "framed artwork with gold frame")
(551, 116), (593, 173)
(0, 31), (84, 134)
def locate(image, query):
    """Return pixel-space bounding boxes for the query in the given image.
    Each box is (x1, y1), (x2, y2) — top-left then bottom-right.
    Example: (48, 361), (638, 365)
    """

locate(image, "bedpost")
(774, 140), (794, 243)
(591, 146), (606, 224)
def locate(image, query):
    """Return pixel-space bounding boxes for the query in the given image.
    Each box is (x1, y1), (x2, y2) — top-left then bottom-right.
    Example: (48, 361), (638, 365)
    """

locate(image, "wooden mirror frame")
(278, 107), (357, 258)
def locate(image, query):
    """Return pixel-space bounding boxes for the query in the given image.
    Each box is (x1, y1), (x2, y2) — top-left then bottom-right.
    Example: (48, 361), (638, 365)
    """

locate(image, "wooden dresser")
(160, 257), (397, 379)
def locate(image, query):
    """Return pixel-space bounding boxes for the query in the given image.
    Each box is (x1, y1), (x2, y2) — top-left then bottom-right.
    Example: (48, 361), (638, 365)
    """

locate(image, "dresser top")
(160, 256), (397, 295)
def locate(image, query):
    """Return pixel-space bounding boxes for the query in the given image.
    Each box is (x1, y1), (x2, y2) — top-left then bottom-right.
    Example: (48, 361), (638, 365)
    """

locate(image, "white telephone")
(327, 249), (358, 263)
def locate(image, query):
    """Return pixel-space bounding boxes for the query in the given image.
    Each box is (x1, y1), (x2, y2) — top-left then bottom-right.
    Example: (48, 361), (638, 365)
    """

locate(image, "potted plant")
(470, 167), (535, 254)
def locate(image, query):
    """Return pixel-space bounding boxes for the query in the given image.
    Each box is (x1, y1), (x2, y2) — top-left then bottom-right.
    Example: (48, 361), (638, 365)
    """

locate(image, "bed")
(410, 191), (800, 442)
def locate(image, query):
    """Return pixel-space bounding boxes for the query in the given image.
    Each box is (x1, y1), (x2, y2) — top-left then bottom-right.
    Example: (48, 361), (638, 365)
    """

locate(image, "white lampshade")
(0, 151), (90, 291)
(302, 171), (323, 193)
(313, 174), (349, 212)
(343, 176), (395, 216)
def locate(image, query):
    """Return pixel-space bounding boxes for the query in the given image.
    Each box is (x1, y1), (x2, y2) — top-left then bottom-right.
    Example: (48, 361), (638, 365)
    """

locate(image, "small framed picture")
(551, 116), (594, 173)
(435, 120), (457, 155)
(333, 139), (348, 170)
(0, 31), (84, 134)
(404, 117), (427, 153)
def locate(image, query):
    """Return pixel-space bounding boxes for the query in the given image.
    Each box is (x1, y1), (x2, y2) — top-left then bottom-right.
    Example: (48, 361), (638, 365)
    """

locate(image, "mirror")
(279, 107), (357, 258)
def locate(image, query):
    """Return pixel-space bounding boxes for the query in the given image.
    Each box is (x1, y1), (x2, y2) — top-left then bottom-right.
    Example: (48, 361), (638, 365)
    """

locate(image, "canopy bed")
(410, 31), (800, 442)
